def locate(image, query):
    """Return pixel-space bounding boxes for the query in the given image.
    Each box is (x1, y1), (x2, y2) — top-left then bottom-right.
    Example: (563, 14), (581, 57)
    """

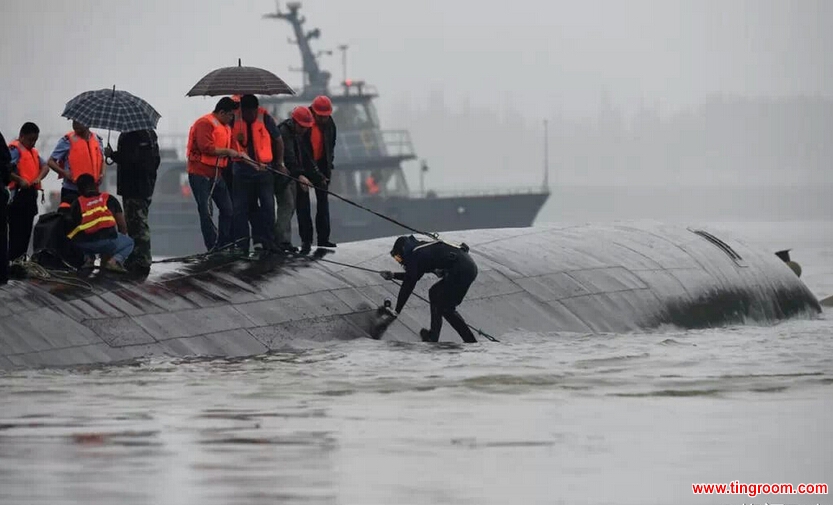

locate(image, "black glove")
(379, 270), (393, 281)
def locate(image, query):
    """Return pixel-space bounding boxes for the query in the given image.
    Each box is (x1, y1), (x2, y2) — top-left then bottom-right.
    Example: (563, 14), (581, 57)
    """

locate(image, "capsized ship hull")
(0, 223), (821, 370)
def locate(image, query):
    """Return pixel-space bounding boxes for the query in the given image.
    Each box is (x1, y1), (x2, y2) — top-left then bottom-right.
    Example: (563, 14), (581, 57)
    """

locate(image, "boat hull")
(0, 223), (820, 370)
(147, 191), (550, 256)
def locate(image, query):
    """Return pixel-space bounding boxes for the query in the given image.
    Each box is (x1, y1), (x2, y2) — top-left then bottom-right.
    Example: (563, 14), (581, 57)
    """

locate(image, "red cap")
(311, 95), (333, 116)
(291, 106), (315, 128)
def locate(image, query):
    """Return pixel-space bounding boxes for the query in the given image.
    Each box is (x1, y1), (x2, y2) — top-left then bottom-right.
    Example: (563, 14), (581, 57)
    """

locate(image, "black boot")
(420, 328), (439, 342)
(300, 242), (312, 254)
(318, 240), (337, 248)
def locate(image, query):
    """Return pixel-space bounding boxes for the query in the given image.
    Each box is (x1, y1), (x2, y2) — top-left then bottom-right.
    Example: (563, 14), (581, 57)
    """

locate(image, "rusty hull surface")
(0, 223), (821, 370)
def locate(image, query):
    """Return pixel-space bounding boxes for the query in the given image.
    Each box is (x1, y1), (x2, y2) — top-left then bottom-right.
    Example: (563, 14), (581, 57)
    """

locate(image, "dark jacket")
(112, 129), (160, 199)
(392, 237), (470, 313)
(0, 130), (10, 187)
(277, 119), (325, 185)
(303, 112), (337, 176)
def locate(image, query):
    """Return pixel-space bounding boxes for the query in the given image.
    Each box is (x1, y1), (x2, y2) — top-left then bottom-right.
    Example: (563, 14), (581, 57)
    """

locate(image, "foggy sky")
(1, 0), (831, 196)
(1, 0), (830, 136)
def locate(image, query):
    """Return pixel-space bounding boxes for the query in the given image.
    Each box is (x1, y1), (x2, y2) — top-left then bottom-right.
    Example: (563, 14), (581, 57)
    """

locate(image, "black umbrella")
(186, 59), (295, 97)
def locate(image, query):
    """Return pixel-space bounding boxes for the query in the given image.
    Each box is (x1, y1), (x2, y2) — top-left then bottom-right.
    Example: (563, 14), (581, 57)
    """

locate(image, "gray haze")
(1, 0), (832, 192)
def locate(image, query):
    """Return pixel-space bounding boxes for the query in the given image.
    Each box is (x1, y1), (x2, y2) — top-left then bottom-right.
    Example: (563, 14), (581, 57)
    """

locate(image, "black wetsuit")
(393, 240), (478, 343)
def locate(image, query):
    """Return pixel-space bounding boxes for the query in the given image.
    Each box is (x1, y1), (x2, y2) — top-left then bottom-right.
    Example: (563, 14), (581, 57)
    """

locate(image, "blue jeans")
(231, 164), (275, 251)
(74, 234), (135, 263)
(189, 173), (233, 251)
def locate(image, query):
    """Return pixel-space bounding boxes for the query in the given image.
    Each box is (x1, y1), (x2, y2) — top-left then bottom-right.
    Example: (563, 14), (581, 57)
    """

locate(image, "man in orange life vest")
(47, 120), (105, 204)
(65, 174), (134, 273)
(230, 94), (283, 252)
(7, 122), (50, 261)
(186, 97), (251, 251)
(298, 95), (338, 250)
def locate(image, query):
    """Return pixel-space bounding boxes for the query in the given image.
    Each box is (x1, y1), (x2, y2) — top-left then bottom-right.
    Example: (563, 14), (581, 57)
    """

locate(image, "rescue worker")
(275, 106), (326, 254)
(186, 97), (251, 251)
(365, 172), (380, 195)
(230, 94), (283, 253)
(104, 129), (160, 276)
(380, 235), (479, 343)
(298, 95), (337, 249)
(47, 120), (105, 204)
(7, 122), (49, 261)
(65, 174), (134, 273)
(0, 129), (10, 284)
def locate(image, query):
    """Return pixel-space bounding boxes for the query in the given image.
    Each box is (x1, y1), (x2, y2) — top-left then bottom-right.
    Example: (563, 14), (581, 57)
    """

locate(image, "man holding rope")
(186, 97), (252, 251)
(275, 106), (327, 254)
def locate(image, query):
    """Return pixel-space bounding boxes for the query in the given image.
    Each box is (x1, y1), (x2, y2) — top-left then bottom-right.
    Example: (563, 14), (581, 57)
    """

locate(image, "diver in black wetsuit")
(379, 235), (478, 343)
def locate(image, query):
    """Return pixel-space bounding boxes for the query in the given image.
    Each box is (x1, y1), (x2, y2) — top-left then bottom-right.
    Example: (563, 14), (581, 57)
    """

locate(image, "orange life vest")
(310, 122), (324, 161)
(8, 140), (42, 190)
(66, 131), (103, 182)
(365, 175), (380, 195)
(67, 192), (116, 239)
(187, 113), (231, 168)
(232, 108), (273, 164)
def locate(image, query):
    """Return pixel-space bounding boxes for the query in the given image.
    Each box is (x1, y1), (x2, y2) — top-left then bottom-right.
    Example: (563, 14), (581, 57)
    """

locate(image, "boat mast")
(263, 2), (331, 97)
(543, 119), (550, 190)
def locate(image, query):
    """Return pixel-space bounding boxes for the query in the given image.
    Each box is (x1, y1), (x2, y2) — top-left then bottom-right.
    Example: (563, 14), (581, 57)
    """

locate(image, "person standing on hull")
(7, 122), (49, 262)
(104, 129), (160, 276)
(0, 129), (11, 285)
(380, 236), (479, 343)
(275, 106), (326, 253)
(297, 95), (337, 250)
(230, 94), (283, 253)
(47, 121), (104, 204)
(186, 97), (251, 252)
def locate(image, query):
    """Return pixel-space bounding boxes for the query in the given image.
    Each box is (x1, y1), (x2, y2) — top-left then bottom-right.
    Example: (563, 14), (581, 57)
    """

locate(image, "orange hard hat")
(311, 95), (333, 116)
(291, 106), (315, 128)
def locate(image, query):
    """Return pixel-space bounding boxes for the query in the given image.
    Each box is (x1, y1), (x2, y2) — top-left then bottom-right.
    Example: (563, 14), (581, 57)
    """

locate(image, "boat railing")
(338, 82), (379, 97)
(409, 186), (551, 199)
(336, 129), (416, 163)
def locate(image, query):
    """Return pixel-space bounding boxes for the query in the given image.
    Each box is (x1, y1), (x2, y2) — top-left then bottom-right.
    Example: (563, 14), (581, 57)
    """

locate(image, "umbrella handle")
(105, 142), (115, 166)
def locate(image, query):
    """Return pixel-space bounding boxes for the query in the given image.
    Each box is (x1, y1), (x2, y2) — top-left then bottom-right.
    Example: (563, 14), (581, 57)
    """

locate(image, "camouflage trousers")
(274, 180), (296, 245)
(123, 198), (152, 268)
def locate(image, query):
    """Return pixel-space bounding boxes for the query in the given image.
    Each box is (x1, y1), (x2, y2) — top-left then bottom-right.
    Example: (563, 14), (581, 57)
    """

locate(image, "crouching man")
(66, 174), (133, 273)
(380, 235), (479, 343)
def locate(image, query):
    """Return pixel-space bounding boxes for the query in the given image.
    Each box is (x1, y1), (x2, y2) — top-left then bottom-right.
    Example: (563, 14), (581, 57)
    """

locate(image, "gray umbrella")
(61, 86), (161, 132)
(186, 59), (295, 97)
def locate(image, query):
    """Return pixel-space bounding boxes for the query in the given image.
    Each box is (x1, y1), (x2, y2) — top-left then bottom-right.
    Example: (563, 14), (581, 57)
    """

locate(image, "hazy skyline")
(1, 0), (830, 136)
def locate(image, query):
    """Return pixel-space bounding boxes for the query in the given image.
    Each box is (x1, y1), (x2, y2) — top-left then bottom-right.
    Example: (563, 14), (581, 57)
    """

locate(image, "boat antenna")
(263, 1), (331, 96)
(337, 44), (349, 84)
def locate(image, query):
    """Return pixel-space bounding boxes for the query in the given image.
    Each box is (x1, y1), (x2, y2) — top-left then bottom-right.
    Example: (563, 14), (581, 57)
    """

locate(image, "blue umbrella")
(61, 86), (161, 133)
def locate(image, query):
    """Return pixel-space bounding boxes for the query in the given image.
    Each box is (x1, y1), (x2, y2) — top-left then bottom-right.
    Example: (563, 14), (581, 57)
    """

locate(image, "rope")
(151, 237), (249, 264)
(241, 159), (439, 241)
(12, 259), (94, 291)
